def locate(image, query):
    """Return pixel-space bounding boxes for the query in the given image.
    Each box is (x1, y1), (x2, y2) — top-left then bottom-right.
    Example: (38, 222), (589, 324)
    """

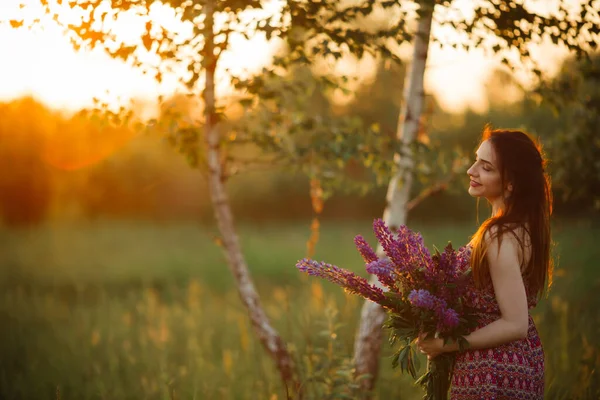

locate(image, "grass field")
(0, 218), (598, 399)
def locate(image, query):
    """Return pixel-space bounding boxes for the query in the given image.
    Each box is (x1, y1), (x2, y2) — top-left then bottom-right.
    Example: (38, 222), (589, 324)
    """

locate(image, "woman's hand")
(416, 335), (444, 360)
(416, 334), (458, 359)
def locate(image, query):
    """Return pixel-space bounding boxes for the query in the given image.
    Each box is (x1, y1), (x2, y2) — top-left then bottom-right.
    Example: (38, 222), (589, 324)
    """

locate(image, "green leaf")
(457, 336), (471, 351)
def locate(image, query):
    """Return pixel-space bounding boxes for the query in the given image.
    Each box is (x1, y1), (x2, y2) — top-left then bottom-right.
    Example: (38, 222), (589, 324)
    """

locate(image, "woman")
(417, 127), (552, 399)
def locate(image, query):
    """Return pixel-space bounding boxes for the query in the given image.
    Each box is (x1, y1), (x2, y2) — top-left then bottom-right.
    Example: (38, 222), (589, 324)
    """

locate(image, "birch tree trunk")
(202, 2), (299, 396)
(353, 2), (435, 393)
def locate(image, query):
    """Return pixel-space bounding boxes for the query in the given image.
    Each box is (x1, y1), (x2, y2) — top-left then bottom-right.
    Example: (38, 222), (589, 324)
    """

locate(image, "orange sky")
(0, 0), (570, 115)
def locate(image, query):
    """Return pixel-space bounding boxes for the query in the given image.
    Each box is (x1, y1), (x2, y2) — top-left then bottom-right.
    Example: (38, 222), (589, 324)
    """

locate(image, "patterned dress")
(450, 257), (545, 399)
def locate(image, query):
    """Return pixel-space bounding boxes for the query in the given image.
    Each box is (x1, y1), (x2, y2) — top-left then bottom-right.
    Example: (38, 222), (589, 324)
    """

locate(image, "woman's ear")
(507, 183), (513, 193)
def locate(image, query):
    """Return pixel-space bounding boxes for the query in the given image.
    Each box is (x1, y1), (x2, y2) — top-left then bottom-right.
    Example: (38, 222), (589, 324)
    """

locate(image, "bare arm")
(417, 229), (530, 357)
(448, 230), (529, 352)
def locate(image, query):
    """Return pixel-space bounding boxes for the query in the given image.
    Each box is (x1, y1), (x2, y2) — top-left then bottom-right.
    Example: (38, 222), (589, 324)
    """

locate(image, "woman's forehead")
(476, 140), (497, 164)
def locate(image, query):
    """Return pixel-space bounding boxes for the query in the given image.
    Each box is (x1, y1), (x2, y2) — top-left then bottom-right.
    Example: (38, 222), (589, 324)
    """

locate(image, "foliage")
(297, 219), (479, 399)
(10, 0), (596, 216)
(0, 98), (54, 226)
(0, 97), (206, 225)
(534, 54), (600, 210)
(2, 47), (600, 225)
(296, 306), (371, 399)
(5, 0), (599, 203)
(230, 65), (395, 197)
(0, 219), (597, 399)
(10, 0), (466, 196)
(431, 53), (600, 214)
(433, 0), (599, 74)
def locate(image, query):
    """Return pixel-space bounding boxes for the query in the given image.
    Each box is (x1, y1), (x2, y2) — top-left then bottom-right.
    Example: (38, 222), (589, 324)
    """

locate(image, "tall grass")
(0, 218), (597, 399)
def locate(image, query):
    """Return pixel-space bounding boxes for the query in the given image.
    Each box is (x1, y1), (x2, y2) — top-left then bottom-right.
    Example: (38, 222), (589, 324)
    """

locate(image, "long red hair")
(469, 127), (553, 299)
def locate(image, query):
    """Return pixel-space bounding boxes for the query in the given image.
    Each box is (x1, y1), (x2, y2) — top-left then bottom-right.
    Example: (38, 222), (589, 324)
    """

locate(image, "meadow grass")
(0, 218), (598, 399)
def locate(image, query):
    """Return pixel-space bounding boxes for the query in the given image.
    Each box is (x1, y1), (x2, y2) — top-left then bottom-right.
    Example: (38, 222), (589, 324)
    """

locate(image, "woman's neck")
(491, 198), (506, 216)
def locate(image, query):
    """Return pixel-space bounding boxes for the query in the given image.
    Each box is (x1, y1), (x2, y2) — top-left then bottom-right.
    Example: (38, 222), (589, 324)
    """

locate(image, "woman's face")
(467, 140), (508, 203)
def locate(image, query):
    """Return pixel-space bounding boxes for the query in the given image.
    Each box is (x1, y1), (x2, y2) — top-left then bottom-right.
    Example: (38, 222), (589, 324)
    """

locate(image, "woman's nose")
(467, 165), (476, 177)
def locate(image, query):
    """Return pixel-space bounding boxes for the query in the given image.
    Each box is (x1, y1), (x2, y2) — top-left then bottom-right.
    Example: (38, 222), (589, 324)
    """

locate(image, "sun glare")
(0, 2), (159, 112)
(0, 0), (571, 116)
(0, 0), (282, 169)
(0, 0), (278, 114)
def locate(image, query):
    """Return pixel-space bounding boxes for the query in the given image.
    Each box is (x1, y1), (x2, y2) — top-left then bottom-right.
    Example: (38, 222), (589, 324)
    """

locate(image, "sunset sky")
(0, 0), (571, 115)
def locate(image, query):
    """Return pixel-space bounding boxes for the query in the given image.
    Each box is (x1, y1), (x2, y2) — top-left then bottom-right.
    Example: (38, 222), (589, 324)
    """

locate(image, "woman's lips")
(470, 181), (481, 187)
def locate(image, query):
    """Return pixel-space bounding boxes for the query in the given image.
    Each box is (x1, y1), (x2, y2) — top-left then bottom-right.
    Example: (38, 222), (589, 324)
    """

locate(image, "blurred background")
(0, 0), (598, 399)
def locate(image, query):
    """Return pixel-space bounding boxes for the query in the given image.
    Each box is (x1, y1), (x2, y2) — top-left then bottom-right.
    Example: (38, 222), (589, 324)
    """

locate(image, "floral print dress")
(450, 263), (545, 400)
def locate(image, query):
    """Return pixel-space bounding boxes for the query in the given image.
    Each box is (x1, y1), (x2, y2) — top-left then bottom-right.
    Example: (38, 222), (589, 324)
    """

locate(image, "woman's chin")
(468, 187), (481, 197)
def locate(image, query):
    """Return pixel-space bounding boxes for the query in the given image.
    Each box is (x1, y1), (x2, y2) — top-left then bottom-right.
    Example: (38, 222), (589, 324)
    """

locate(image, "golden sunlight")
(0, 1), (160, 111)
(0, 0), (279, 170)
(0, 0), (569, 116)
(41, 117), (139, 171)
(0, 0), (278, 113)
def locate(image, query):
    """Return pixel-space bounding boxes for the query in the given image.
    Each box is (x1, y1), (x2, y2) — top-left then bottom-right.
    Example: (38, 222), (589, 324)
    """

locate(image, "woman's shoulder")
(482, 222), (532, 271)
(482, 222), (531, 246)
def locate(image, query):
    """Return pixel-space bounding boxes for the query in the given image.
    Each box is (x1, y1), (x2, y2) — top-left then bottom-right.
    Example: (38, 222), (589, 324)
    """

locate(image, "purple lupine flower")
(418, 241), (475, 305)
(372, 219), (399, 263)
(455, 245), (472, 273)
(436, 245), (473, 301)
(366, 258), (393, 276)
(432, 295), (448, 314)
(365, 258), (397, 290)
(396, 225), (433, 269)
(372, 219), (418, 286)
(436, 244), (470, 277)
(408, 289), (437, 309)
(372, 220), (434, 285)
(408, 289), (460, 332)
(448, 249), (472, 298)
(439, 244), (458, 276)
(297, 220), (476, 347)
(296, 258), (390, 306)
(398, 226), (428, 258)
(440, 308), (460, 329)
(354, 235), (378, 264)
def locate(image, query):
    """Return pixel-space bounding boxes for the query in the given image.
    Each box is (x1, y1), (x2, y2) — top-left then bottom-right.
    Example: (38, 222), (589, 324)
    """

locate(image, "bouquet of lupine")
(296, 219), (479, 400)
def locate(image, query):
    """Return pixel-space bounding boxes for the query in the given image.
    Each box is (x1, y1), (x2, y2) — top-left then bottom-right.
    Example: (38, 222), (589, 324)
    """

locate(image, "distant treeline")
(0, 96), (479, 226)
(1, 55), (598, 226)
(0, 96), (386, 225)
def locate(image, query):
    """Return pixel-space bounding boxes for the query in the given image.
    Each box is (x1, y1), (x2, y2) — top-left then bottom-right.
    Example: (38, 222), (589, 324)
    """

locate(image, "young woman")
(417, 127), (552, 399)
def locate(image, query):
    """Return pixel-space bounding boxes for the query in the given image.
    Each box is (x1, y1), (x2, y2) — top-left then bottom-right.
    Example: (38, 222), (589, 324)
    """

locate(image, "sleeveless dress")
(450, 255), (545, 399)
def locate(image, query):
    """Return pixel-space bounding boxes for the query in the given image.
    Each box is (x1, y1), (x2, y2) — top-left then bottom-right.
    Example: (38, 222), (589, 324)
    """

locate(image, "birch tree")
(352, 0), (600, 393)
(10, 0), (307, 393)
(7, 0), (414, 396)
(9, 0), (598, 396)
(353, 4), (434, 390)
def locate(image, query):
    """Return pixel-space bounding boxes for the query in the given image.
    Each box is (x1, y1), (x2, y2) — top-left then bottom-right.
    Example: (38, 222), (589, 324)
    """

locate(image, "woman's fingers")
(417, 338), (436, 357)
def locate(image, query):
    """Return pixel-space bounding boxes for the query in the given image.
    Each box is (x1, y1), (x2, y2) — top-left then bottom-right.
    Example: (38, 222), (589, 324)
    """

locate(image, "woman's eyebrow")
(475, 154), (494, 167)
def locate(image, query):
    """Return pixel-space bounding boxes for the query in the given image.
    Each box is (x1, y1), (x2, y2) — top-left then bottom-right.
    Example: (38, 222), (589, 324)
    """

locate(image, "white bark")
(353, 3), (435, 393)
(202, 2), (298, 396)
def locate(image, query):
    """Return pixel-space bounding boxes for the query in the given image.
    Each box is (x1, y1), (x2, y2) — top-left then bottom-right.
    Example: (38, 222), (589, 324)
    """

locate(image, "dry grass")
(0, 218), (597, 399)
